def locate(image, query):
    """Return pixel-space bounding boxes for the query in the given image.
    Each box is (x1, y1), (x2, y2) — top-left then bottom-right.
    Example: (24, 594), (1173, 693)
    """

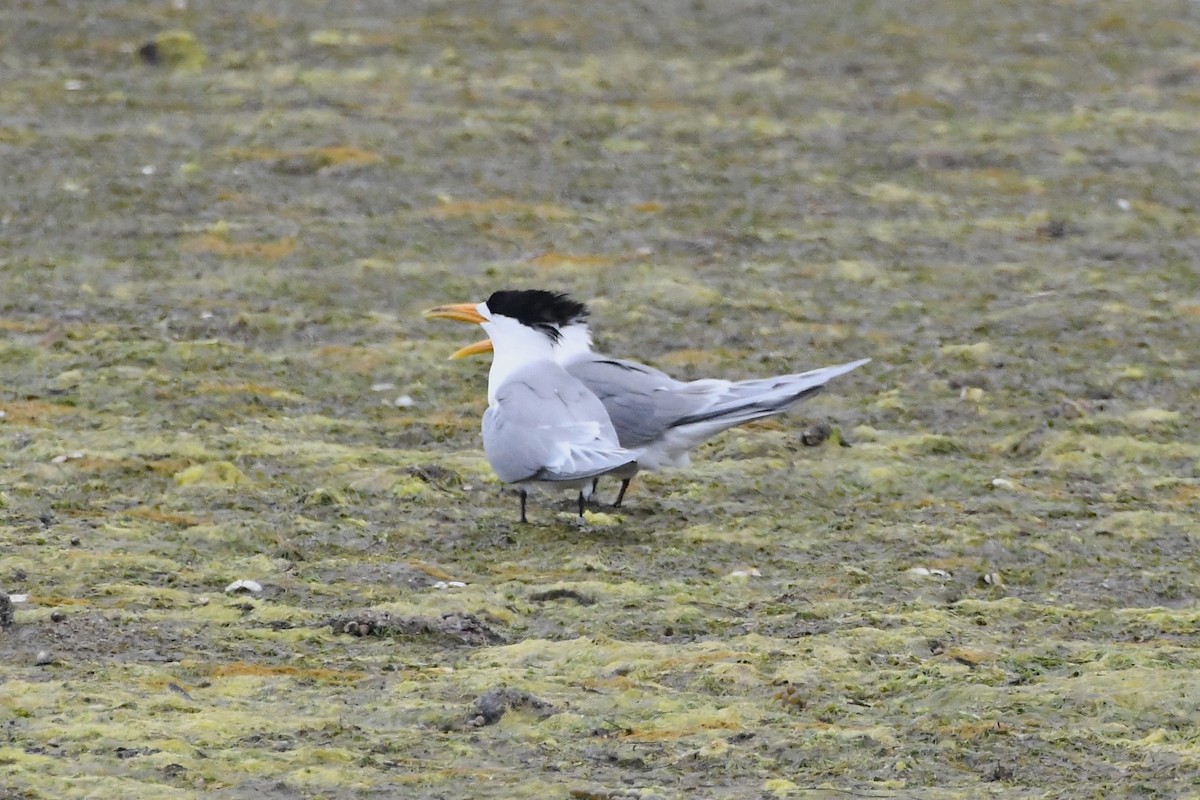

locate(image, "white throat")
(480, 311), (559, 404)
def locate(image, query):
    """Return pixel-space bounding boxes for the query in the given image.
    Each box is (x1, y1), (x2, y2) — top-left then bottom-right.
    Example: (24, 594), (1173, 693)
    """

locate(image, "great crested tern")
(440, 290), (869, 506)
(424, 290), (640, 523)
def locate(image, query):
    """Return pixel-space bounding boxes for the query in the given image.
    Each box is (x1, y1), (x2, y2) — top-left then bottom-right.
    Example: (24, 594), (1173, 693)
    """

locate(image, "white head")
(474, 301), (561, 402)
(425, 290), (591, 404)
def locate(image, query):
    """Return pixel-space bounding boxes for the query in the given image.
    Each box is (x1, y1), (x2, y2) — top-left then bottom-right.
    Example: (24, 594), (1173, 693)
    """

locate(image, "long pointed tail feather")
(670, 358), (870, 431)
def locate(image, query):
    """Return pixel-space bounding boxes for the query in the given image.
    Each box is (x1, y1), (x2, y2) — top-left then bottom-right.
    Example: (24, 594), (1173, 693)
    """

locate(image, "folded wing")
(483, 362), (640, 484)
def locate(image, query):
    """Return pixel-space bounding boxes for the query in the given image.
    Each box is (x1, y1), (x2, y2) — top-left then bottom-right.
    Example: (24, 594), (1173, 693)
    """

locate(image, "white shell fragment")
(224, 579), (263, 594)
(907, 567), (952, 579)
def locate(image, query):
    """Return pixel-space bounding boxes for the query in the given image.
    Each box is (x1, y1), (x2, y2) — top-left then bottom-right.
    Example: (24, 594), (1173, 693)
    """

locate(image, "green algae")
(2, 0), (1199, 798)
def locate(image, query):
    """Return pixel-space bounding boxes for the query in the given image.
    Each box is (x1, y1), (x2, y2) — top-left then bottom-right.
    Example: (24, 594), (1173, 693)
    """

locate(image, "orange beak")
(424, 302), (494, 360)
(449, 338), (494, 360)
(423, 303), (486, 325)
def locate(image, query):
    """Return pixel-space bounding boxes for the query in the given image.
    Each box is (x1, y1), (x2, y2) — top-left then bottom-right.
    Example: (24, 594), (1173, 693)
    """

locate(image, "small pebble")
(35, 650), (53, 666)
(800, 422), (831, 447)
(50, 610), (66, 623)
(70, 537), (81, 546)
(224, 579), (262, 594)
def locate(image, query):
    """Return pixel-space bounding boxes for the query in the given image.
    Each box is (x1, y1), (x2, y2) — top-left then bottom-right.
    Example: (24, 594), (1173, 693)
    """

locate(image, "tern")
(442, 290), (870, 506)
(424, 291), (640, 523)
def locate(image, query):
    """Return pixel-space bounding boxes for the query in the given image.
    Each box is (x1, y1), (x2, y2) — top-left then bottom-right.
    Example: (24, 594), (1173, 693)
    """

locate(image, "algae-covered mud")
(2, 1), (1198, 797)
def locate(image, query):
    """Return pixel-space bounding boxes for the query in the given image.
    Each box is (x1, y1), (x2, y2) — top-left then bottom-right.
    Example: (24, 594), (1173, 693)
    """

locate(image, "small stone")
(773, 683), (806, 709)
(138, 30), (207, 70)
(224, 579), (262, 594)
(960, 386), (985, 403)
(1036, 219), (1068, 239)
(35, 650), (53, 666)
(800, 422), (831, 447)
(50, 610), (66, 623)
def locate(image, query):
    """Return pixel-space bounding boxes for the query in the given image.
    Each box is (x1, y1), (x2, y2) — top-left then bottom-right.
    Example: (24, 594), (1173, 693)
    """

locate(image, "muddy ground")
(1, 1), (1198, 798)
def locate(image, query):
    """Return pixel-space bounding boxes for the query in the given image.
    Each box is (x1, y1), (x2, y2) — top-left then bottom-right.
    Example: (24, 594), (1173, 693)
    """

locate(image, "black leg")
(613, 478), (631, 508)
(577, 491), (586, 519)
(519, 488), (528, 524)
(591, 477), (599, 496)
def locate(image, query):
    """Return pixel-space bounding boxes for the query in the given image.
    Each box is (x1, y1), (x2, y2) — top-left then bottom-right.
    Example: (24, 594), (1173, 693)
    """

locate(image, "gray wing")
(483, 362), (638, 484)
(669, 358), (872, 429)
(566, 356), (713, 448)
(569, 354), (871, 450)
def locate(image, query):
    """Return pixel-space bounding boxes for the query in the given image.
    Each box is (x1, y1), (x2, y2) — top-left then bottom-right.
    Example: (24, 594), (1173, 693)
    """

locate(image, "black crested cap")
(485, 290), (589, 329)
